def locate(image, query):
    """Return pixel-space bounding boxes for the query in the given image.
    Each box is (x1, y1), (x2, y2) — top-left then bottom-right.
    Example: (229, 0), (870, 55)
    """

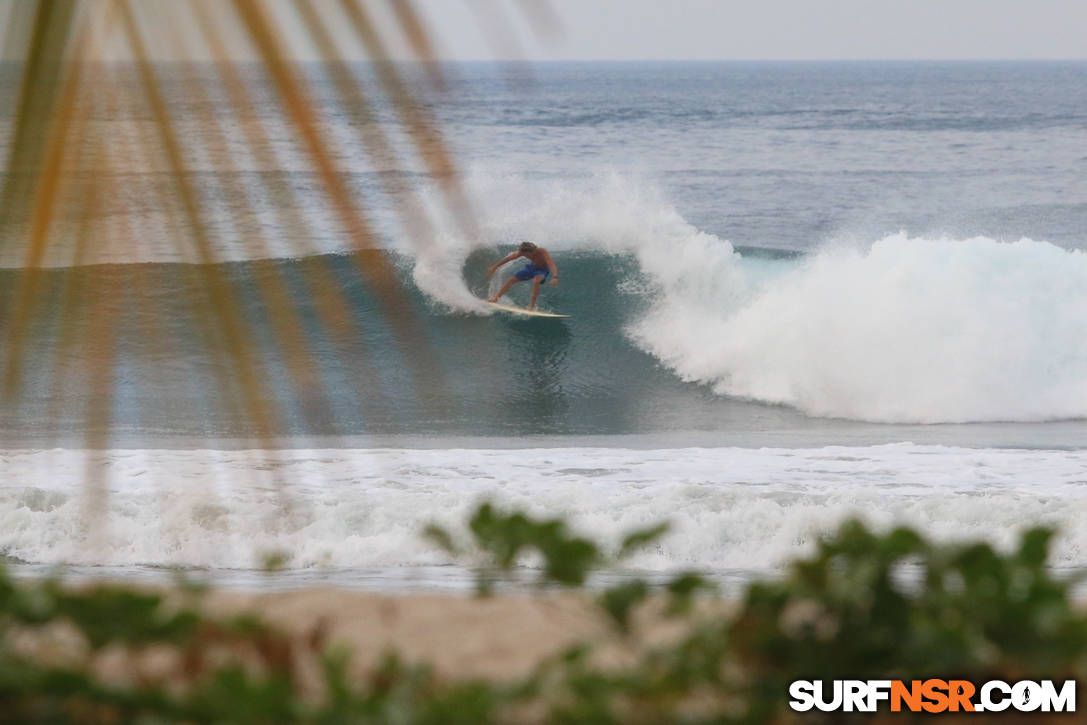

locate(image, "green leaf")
(599, 579), (649, 632)
(618, 522), (670, 559)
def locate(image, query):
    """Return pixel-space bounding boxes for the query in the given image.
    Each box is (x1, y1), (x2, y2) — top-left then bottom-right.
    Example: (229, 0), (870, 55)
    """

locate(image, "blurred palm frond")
(0, 0), (557, 524)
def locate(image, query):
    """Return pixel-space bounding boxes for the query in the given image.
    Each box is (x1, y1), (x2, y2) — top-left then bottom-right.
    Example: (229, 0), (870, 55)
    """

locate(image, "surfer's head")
(518, 241), (537, 253)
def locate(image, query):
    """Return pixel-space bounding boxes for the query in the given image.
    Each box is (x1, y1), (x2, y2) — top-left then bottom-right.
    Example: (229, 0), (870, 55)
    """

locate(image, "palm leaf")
(0, 0), (558, 539)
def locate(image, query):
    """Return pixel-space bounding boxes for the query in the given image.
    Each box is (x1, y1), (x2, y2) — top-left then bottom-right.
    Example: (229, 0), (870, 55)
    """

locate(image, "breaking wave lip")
(412, 169), (1087, 425)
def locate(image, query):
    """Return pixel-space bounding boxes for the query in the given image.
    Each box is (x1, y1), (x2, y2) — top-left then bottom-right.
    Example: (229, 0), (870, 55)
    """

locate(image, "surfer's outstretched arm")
(488, 252), (520, 276)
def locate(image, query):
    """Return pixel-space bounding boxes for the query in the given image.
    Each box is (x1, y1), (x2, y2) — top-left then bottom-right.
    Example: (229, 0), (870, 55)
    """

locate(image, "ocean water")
(1, 62), (1086, 587)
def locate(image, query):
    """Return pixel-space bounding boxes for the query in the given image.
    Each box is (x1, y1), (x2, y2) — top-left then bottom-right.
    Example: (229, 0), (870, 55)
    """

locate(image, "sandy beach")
(201, 588), (715, 682)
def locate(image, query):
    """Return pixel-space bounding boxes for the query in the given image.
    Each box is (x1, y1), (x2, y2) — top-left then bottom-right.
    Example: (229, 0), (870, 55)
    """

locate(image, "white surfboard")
(484, 300), (571, 319)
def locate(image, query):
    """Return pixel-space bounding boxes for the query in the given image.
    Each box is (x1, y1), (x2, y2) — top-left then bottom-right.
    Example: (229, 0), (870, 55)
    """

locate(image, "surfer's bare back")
(487, 241), (559, 310)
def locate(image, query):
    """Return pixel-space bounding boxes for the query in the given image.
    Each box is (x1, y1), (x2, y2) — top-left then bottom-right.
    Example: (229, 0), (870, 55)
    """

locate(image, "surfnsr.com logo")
(789, 679), (1075, 714)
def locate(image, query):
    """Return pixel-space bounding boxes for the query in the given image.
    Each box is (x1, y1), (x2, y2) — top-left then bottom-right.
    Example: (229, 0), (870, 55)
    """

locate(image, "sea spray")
(410, 170), (746, 312)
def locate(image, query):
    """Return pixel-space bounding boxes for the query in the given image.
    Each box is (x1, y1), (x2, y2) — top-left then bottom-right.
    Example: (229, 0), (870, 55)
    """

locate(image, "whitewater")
(3, 445), (1087, 582)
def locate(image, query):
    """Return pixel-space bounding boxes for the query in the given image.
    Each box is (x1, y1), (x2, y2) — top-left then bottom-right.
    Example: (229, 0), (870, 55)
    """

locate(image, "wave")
(1, 170), (1084, 428)
(410, 170), (1087, 425)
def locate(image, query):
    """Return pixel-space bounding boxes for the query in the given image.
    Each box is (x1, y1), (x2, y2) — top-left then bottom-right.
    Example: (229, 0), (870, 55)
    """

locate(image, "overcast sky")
(420, 0), (1087, 61)
(4, 0), (1087, 62)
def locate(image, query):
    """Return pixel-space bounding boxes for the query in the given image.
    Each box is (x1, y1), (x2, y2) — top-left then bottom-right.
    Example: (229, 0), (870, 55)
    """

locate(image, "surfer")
(486, 241), (559, 310)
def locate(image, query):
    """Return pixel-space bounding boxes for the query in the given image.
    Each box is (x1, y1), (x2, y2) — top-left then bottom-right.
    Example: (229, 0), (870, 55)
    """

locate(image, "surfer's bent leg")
(488, 276), (519, 302)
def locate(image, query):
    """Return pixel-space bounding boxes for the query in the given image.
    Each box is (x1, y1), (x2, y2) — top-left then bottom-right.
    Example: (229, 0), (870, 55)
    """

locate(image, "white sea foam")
(2, 446), (1087, 574)
(633, 233), (1087, 423)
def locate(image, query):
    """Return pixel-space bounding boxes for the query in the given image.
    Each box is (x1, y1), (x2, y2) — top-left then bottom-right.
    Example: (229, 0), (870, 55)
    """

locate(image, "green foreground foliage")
(1, 505), (1085, 723)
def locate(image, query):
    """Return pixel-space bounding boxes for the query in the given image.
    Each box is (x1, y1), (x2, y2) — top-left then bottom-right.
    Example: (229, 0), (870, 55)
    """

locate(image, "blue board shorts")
(514, 264), (550, 282)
